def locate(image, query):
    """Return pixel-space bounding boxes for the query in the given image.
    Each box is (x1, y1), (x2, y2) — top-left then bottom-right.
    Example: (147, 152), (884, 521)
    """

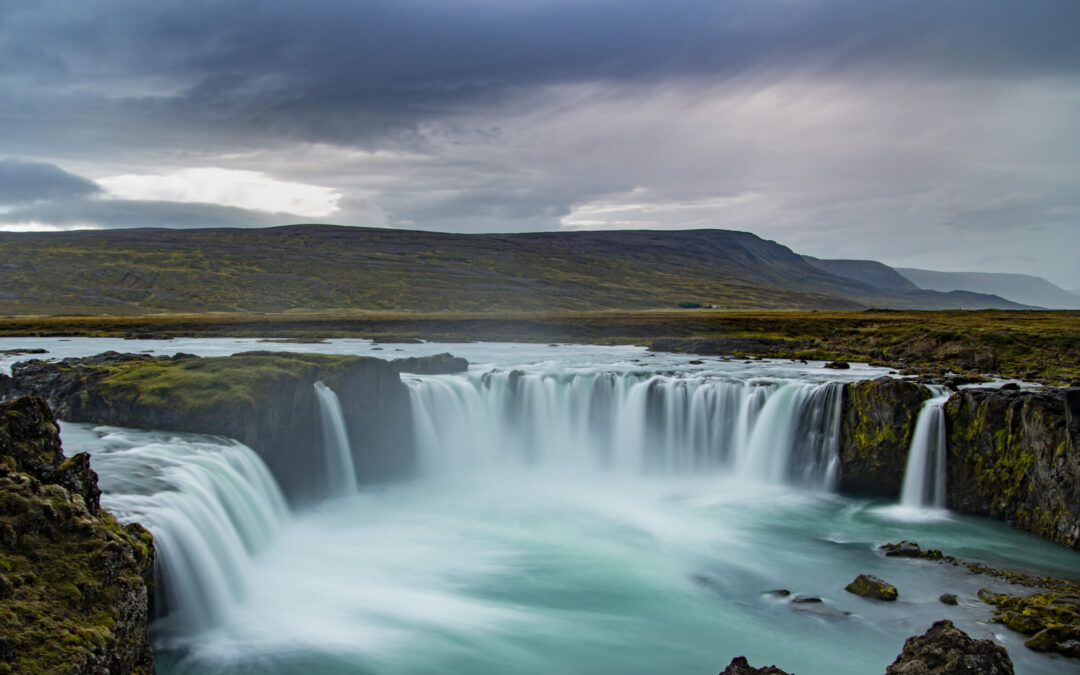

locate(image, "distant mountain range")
(0, 225), (1062, 315)
(895, 269), (1080, 310)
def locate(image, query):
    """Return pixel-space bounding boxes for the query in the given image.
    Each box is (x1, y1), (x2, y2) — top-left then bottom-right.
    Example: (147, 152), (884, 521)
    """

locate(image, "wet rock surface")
(837, 377), (930, 497)
(884, 620), (1014, 674)
(845, 574), (899, 601)
(718, 656), (793, 674)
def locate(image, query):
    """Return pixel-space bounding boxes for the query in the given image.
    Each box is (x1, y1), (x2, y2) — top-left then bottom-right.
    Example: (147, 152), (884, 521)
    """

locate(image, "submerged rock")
(882, 541), (923, 558)
(824, 361), (850, 369)
(885, 620), (1013, 674)
(791, 595), (822, 603)
(939, 593), (958, 606)
(718, 656), (793, 674)
(845, 574), (899, 601)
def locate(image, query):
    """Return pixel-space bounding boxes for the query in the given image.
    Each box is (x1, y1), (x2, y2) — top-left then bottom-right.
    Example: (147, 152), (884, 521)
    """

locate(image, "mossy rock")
(845, 574), (898, 601)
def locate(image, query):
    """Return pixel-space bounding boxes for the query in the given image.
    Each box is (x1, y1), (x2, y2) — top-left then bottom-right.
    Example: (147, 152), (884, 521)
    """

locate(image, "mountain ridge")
(0, 225), (1035, 314)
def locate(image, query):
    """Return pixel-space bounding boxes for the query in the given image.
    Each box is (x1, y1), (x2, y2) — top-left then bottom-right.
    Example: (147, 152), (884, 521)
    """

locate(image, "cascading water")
(41, 341), (1072, 675)
(899, 390), (950, 509)
(313, 381), (359, 496)
(407, 369), (845, 489)
(61, 425), (289, 635)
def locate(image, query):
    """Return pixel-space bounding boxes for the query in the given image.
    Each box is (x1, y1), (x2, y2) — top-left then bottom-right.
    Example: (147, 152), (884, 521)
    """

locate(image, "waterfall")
(406, 370), (844, 489)
(899, 391), (950, 509)
(76, 429), (289, 635)
(314, 381), (359, 496)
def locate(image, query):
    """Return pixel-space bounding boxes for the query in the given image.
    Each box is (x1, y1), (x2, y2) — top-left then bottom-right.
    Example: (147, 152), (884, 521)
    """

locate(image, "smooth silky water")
(4, 338), (1075, 674)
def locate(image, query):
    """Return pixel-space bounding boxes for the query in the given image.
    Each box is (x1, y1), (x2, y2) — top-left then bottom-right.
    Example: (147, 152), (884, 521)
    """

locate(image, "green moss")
(95, 352), (371, 418)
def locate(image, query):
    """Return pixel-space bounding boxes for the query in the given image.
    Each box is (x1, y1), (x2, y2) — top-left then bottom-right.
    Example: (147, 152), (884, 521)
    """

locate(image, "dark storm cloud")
(0, 159), (101, 204)
(1, 1), (1079, 286)
(1, 196), (286, 230)
(1, 0), (1078, 152)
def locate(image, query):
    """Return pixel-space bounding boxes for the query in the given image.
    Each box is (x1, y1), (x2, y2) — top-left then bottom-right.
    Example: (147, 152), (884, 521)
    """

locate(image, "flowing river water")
(3, 338), (1078, 674)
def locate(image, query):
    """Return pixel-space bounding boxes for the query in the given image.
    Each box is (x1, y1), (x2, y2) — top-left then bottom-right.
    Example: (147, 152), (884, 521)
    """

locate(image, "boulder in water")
(885, 619), (1014, 674)
(845, 574), (898, 601)
(939, 593), (958, 605)
(718, 656), (792, 674)
(824, 361), (851, 369)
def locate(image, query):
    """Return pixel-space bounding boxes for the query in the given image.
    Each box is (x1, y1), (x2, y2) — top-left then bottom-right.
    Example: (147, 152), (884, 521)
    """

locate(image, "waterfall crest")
(899, 391), (950, 509)
(407, 370), (844, 489)
(314, 381), (359, 496)
(85, 430), (289, 635)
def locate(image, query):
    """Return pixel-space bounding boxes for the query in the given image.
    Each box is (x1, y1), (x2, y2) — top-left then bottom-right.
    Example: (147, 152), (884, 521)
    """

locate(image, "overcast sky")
(2, 0), (1079, 288)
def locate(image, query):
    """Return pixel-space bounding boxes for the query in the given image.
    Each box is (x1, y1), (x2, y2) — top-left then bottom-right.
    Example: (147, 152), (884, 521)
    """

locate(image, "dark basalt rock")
(885, 620), (1013, 674)
(845, 574), (898, 601)
(2, 352), (415, 505)
(824, 360), (850, 370)
(391, 352), (469, 374)
(939, 593), (958, 606)
(837, 377), (931, 497)
(791, 595), (821, 603)
(944, 387), (1080, 549)
(882, 541), (923, 558)
(718, 656), (792, 675)
(0, 396), (154, 674)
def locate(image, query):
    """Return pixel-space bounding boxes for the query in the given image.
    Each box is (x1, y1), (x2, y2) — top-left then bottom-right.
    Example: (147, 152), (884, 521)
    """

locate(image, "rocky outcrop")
(0, 396), (154, 674)
(838, 377), (930, 496)
(978, 588), (1080, 657)
(391, 352), (468, 374)
(944, 387), (1080, 549)
(718, 656), (792, 674)
(0, 351), (454, 504)
(885, 620), (1013, 674)
(845, 574), (899, 601)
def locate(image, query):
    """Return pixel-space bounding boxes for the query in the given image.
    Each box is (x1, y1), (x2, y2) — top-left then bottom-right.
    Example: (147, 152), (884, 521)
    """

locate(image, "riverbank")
(1, 309), (1078, 384)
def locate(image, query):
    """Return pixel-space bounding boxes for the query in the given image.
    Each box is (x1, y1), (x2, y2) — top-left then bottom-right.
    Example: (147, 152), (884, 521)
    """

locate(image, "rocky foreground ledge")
(0, 396), (154, 674)
(721, 619), (1015, 674)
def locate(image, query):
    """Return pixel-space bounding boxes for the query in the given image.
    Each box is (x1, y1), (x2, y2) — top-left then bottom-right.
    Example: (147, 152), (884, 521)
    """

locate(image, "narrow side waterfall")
(899, 391), (950, 509)
(407, 370), (845, 489)
(68, 428), (290, 635)
(313, 381), (359, 496)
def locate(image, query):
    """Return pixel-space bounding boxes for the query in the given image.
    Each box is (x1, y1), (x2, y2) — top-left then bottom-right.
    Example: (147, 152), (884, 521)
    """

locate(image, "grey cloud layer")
(1, 1), (1079, 285)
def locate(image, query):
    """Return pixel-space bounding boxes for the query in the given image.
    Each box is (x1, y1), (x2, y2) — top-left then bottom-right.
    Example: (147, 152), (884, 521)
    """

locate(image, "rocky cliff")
(0, 396), (154, 674)
(1, 351), (433, 504)
(837, 377), (1080, 550)
(837, 377), (930, 496)
(945, 387), (1080, 549)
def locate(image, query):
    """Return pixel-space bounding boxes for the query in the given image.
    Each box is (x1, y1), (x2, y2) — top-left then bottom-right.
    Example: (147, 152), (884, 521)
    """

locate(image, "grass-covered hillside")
(0, 225), (1029, 314)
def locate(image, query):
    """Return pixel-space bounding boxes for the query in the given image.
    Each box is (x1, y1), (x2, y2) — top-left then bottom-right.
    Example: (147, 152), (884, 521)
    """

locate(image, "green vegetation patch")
(95, 352), (372, 418)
